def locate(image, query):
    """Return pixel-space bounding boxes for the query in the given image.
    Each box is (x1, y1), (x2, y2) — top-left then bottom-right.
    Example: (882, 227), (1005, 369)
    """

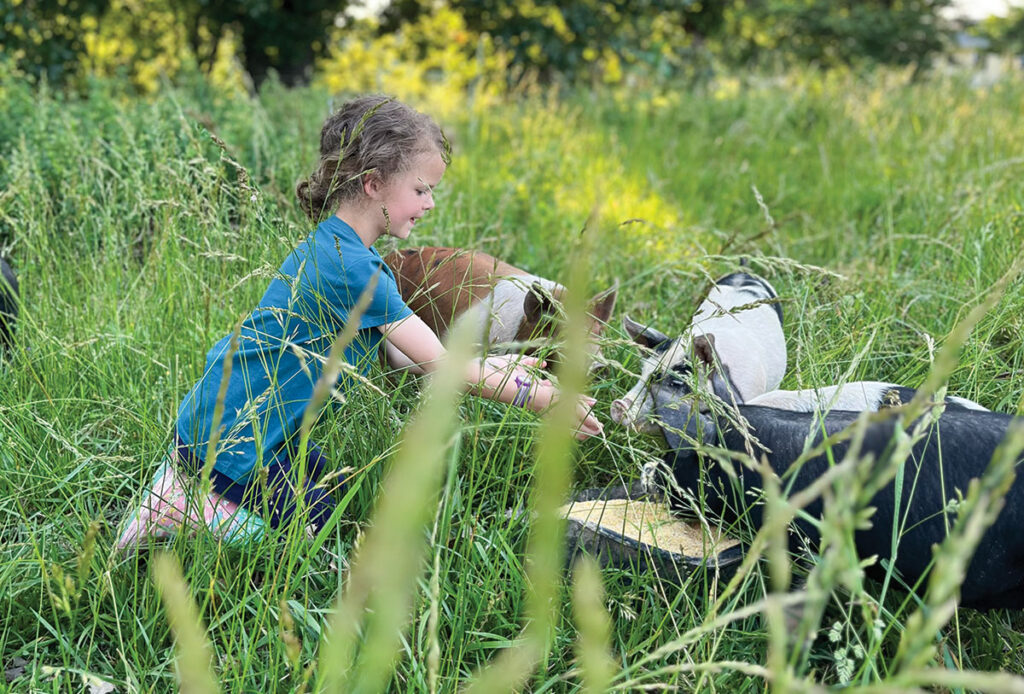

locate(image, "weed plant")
(1, 65), (1023, 691)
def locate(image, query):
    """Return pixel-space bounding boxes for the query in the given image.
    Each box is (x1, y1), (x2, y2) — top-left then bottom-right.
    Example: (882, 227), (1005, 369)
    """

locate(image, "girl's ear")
(363, 172), (385, 198)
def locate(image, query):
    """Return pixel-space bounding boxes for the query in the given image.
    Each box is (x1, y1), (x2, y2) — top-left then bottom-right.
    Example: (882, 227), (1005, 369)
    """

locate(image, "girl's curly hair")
(296, 95), (449, 221)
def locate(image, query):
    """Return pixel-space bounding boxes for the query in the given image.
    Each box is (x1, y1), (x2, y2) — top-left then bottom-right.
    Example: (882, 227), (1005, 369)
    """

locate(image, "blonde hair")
(296, 95), (449, 221)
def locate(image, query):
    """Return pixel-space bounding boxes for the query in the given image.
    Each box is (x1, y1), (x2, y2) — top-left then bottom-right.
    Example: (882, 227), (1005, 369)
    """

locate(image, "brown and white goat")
(383, 246), (617, 367)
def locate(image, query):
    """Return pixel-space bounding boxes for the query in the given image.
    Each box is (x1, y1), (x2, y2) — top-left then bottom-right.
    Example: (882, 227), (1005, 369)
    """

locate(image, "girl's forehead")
(408, 150), (447, 182)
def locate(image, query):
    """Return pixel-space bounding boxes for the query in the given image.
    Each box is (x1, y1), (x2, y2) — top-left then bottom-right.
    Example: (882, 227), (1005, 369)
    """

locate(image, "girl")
(118, 95), (603, 549)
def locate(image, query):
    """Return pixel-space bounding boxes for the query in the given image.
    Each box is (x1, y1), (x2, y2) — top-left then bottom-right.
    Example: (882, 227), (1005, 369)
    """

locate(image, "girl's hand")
(571, 394), (604, 441)
(530, 381), (604, 441)
(482, 353), (545, 378)
(480, 355), (602, 440)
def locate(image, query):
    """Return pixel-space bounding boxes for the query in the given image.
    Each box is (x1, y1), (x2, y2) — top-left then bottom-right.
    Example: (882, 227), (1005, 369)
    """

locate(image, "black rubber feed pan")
(563, 482), (743, 584)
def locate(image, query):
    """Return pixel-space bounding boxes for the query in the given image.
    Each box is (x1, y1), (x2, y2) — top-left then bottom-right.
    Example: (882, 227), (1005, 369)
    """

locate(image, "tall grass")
(1, 65), (1023, 691)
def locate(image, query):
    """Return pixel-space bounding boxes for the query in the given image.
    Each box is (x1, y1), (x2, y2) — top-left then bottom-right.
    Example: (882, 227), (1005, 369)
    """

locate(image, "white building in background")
(941, 0), (1024, 86)
(941, 0), (1024, 20)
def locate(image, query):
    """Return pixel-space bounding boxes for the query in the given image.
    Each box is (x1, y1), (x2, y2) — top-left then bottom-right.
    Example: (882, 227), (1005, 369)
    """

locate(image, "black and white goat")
(611, 272), (786, 433)
(651, 376), (1024, 610)
(747, 381), (987, 413)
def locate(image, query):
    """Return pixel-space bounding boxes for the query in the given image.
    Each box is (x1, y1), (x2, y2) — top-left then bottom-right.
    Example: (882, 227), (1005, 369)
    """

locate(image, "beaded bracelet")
(512, 376), (533, 408)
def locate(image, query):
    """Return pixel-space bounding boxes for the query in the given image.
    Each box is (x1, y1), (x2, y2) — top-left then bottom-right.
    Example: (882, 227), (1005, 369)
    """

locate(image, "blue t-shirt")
(176, 216), (412, 482)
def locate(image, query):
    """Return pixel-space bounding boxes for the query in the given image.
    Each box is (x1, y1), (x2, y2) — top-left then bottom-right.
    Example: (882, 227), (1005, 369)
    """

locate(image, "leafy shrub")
(316, 6), (508, 116)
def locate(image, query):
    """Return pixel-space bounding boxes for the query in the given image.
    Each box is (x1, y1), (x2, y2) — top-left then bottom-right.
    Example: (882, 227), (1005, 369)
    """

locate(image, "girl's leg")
(255, 442), (339, 534)
(188, 440), (342, 535)
(116, 451), (265, 551)
(119, 439), (342, 552)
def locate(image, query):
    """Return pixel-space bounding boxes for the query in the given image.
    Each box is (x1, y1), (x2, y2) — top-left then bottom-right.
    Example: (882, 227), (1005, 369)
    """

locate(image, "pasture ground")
(1, 67), (1023, 691)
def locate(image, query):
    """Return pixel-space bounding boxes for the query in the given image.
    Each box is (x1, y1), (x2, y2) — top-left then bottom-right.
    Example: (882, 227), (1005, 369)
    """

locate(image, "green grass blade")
(151, 553), (220, 694)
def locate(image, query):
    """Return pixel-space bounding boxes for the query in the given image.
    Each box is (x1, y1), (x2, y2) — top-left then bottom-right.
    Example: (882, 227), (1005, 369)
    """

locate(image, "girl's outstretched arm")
(382, 338), (428, 375)
(379, 315), (603, 440)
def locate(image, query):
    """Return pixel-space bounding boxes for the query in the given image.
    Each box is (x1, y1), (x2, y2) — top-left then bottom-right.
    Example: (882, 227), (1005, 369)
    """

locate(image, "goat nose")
(610, 398), (631, 424)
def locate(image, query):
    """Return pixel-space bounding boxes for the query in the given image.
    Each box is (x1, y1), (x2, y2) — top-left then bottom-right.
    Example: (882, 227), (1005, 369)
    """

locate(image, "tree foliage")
(383, 0), (716, 84)
(316, 5), (509, 115)
(1, 0), (110, 84)
(1, 0), (965, 90)
(382, 0), (954, 85)
(177, 0), (349, 87)
(719, 0), (953, 72)
(1, 0), (348, 90)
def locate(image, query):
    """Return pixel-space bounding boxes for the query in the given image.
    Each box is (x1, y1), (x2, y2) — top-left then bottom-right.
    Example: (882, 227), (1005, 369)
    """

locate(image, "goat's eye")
(650, 361), (692, 388)
(670, 363), (691, 376)
(655, 369), (687, 389)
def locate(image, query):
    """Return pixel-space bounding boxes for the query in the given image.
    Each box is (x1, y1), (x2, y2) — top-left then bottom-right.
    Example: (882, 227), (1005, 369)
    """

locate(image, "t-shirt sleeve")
(327, 254), (412, 330)
(357, 255), (413, 329)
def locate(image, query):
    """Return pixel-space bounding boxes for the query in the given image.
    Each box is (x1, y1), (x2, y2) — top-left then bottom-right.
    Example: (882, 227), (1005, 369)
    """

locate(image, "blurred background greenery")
(3, 0), (1023, 103)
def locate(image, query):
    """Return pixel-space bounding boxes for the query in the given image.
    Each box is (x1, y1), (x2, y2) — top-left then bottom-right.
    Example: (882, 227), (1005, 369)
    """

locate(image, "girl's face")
(376, 150), (446, 240)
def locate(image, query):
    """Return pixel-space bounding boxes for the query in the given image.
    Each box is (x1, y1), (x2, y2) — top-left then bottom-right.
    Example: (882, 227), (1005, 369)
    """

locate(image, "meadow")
(1, 64), (1023, 692)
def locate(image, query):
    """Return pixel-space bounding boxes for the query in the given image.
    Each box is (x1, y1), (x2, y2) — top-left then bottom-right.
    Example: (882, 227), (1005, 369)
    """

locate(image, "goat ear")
(692, 333), (717, 367)
(587, 279), (618, 330)
(622, 314), (644, 339)
(524, 282), (555, 321)
(622, 314), (670, 349)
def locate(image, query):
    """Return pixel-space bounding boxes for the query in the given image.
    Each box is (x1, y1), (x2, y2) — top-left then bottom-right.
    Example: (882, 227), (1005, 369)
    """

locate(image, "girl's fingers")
(528, 385), (602, 440)
(486, 354), (534, 370)
(509, 355), (547, 371)
(573, 403), (604, 440)
(574, 418), (604, 440)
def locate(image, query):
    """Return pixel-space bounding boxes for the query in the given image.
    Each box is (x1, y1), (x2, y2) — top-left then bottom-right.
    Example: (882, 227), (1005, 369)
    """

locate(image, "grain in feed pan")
(562, 483), (743, 584)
